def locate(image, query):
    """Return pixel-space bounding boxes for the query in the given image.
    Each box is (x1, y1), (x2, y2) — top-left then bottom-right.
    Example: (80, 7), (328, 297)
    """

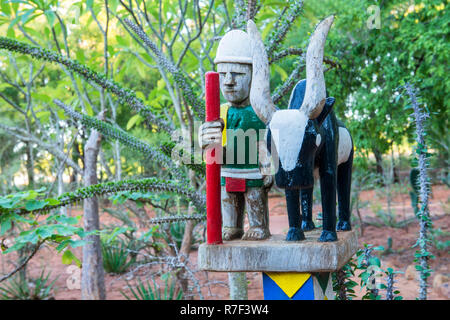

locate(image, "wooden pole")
(205, 71), (222, 244)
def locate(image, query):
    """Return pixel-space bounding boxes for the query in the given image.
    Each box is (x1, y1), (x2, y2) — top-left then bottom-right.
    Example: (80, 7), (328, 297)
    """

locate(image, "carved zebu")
(249, 16), (354, 242)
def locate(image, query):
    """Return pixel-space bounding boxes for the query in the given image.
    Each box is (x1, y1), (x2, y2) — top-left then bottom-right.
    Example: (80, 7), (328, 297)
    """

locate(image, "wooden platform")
(198, 229), (358, 273)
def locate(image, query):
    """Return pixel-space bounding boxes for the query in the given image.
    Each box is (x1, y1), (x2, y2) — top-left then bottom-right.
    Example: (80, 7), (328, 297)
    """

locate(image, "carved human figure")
(199, 22), (274, 241)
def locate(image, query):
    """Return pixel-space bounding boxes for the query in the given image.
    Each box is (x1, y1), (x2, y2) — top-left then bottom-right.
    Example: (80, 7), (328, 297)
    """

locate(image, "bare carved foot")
(241, 227), (270, 240)
(222, 227), (244, 241)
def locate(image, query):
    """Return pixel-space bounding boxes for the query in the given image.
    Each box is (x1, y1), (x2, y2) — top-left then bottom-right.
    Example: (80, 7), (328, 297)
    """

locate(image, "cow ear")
(316, 97), (335, 126)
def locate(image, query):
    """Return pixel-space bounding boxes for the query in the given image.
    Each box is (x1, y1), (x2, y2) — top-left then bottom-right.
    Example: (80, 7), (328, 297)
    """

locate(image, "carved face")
(269, 110), (321, 189)
(217, 63), (252, 106)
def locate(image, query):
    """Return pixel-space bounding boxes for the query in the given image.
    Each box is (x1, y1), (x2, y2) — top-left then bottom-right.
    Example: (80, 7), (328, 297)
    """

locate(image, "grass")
(121, 276), (183, 300)
(0, 269), (57, 300)
(101, 239), (136, 274)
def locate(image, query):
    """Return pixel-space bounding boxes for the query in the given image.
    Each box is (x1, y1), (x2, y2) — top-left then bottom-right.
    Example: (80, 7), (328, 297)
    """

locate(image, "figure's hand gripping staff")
(205, 72), (222, 244)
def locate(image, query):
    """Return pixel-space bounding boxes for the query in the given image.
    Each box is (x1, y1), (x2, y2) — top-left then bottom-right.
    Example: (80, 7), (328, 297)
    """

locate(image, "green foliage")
(356, 244), (382, 299)
(301, 0), (449, 167)
(0, 36), (172, 132)
(264, 0), (304, 59)
(168, 222), (186, 250)
(380, 267), (404, 300)
(121, 275), (183, 300)
(430, 228), (450, 252)
(101, 238), (136, 274)
(61, 249), (82, 268)
(334, 244), (404, 300)
(0, 179), (205, 266)
(124, 18), (205, 119)
(160, 221), (194, 251)
(370, 206), (416, 229)
(0, 269), (57, 300)
(0, 178), (205, 217)
(54, 99), (189, 181)
(332, 259), (357, 300)
(0, 188), (89, 266)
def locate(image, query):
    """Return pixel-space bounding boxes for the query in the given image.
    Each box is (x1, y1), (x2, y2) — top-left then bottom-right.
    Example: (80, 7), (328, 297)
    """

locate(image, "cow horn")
(299, 15), (334, 119)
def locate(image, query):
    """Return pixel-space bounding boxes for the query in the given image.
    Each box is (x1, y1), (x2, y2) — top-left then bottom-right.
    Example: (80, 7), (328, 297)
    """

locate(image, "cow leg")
(318, 124), (338, 241)
(285, 189), (305, 241)
(319, 167), (338, 242)
(337, 149), (353, 231)
(300, 187), (316, 231)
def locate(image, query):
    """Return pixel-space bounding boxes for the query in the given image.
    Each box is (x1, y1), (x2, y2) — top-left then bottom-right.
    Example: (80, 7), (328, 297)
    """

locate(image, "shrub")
(101, 239), (136, 274)
(122, 276), (183, 300)
(0, 269), (57, 300)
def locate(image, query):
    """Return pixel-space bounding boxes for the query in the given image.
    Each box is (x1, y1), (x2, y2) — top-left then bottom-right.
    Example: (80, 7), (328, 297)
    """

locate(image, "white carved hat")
(214, 30), (252, 65)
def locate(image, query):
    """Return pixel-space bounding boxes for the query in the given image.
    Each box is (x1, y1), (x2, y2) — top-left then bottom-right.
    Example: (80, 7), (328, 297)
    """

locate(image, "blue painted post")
(262, 272), (334, 300)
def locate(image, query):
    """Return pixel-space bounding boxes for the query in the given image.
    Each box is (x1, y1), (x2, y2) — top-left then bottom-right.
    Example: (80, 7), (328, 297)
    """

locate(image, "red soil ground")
(1, 185), (448, 300)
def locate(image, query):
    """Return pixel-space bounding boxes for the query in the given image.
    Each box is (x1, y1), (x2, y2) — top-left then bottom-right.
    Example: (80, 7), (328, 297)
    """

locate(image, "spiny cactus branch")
(404, 82), (433, 300)
(147, 214), (205, 225)
(265, 1), (304, 60)
(0, 37), (173, 132)
(160, 140), (206, 177)
(246, 0), (260, 21)
(335, 269), (348, 300)
(385, 272), (395, 300)
(3, 178), (205, 217)
(232, 0), (247, 29)
(53, 99), (189, 183)
(271, 58), (305, 104)
(362, 246), (379, 298)
(269, 47), (340, 69)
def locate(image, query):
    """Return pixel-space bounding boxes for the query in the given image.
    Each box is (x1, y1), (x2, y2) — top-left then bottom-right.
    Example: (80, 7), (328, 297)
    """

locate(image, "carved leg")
(337, 149), (353, 231)
(285, 189), (305, 241)
(300, 187), (315, 231)
(319, 165), (338, 242)
(221, 186), (245, 240)
(242, 187), (270, 240)
(318, 129), (338, 242)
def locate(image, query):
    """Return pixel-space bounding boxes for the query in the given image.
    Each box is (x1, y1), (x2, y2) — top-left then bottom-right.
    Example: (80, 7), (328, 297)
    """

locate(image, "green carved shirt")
(221, 104), (266, 188)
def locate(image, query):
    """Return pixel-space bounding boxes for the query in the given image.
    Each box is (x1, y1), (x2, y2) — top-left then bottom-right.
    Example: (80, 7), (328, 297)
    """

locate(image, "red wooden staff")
(205, 71), (222, 244)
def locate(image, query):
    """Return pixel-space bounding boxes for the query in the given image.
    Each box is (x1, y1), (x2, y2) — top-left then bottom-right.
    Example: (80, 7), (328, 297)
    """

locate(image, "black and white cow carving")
(267, 80), (354, 242)
(247, 15), (353, 242)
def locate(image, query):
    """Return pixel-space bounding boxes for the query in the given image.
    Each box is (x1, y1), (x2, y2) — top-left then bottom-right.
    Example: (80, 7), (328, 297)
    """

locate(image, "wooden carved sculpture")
(199, 23), (275, 241)
(249, 16), (354, 242)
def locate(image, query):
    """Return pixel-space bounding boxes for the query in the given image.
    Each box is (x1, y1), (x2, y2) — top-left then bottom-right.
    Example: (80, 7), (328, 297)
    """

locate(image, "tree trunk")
(70, 140), (82, 184)
(57, 164), (67, 216)
(81, 128), (106, 300)
(228, 272), (248, 300)
(114, 140), (122, 181)
(392, 146), (400, 183)
(177, 206), (195, 299)
(373, 148), (384, 177)
(25, 142), (34, 188)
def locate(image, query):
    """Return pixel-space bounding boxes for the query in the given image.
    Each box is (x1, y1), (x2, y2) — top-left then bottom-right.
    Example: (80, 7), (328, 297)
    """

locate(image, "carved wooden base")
(198, 229), (358, 273)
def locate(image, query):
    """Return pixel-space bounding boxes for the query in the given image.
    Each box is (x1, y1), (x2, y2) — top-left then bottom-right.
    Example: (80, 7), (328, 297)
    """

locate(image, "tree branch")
(0, 241), (43, 283)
